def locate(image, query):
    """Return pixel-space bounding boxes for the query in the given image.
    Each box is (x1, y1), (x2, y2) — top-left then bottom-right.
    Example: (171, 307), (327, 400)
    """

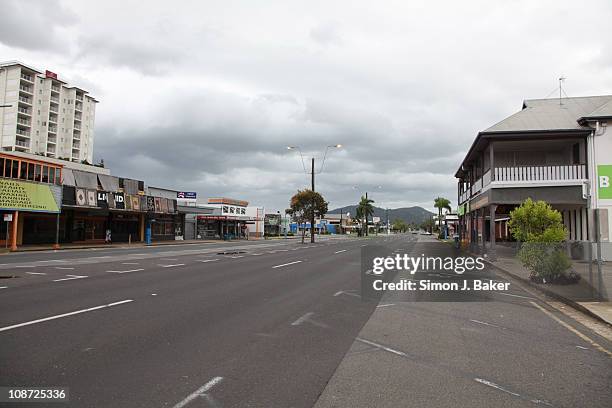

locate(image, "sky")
(1, 0), (611, 212)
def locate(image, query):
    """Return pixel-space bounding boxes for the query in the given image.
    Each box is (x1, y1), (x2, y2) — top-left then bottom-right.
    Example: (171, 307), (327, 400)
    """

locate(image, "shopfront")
(0, 153), (63, 249)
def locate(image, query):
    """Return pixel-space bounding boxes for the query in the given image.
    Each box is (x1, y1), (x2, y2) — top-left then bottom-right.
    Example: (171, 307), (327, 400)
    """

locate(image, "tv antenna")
(558, 76), (566, 105)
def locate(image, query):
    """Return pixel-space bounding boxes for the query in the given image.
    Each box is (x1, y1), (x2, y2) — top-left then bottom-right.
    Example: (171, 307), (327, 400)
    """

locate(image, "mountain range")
(328, 205), (434, 225)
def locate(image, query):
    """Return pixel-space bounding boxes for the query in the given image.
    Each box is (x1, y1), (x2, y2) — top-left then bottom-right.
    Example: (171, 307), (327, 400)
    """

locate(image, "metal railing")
(494, 164), (586, 182)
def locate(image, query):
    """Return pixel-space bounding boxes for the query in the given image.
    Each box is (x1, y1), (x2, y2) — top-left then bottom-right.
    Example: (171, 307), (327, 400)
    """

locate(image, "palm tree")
(433, 197), (452, 235)
(358, 195), (375, 236)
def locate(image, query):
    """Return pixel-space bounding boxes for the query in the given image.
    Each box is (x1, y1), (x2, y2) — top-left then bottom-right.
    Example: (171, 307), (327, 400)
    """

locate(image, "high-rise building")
(0, 61), (98, 163)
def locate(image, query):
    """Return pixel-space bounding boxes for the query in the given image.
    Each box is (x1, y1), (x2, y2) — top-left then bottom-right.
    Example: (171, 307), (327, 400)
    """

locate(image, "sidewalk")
(0, 239), (231, 254)
(486, 250), (612, 326)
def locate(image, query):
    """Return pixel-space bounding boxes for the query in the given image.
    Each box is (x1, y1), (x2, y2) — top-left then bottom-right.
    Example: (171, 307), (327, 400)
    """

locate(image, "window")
(42, 166), (49, 183)
(4, 159), (11, 178)
(27, 163), (34, 181)
(0, 158), (4, 177)
(34, 165), (41, 182)
(49, 167), (55, 184)
(18, 161), (26, 179)
(572, 143), (580, 165)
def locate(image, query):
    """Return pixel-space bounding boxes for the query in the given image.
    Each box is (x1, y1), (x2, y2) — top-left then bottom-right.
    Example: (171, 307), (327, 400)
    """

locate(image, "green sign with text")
(598, 165), (612, 200)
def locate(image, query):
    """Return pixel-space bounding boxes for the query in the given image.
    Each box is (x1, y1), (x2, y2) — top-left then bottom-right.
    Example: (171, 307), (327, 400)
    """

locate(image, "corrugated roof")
(483, 95), (612, 133)
(582, 99), (612, 119)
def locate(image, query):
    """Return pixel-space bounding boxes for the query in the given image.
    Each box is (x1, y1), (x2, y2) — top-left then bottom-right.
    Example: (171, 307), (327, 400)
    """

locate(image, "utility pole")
(311, 157), (315, 243)
(365, 191), (368, 236)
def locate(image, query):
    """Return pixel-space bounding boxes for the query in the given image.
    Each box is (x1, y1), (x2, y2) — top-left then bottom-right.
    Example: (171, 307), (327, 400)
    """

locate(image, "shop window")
(0, 158), (4, 177)
(49, 167), (55, 184)
(27, 163), (35, 181)
(4, 159), (11, 178)
(42, 166), (49, 183)
(12, 160), (19, 178)
(34, 165), (41, 182)
(20, 162), (28, 180)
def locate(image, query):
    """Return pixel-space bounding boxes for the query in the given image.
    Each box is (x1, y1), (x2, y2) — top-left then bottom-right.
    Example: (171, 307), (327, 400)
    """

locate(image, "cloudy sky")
(2, 0), (611, 212)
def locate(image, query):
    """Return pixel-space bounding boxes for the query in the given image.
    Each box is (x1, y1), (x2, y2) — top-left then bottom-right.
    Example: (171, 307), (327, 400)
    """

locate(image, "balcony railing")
(48, 126), (57, 133)
(19, 85), (33, 93)
(494, 164), (586, 182)
(17, 118), (30, 126)
(18, 107), (30, 115)
(51, 86), (61, 93)
(20, 74), (33, 82)
(18, 96), (32, 104)
(15, 140), (29, 147)
(16, 129), (30, 136)
(50, 96), (59, 103)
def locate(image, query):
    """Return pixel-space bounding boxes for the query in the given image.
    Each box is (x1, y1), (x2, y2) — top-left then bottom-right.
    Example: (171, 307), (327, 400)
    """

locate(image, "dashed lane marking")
(52, 275), (88, 282)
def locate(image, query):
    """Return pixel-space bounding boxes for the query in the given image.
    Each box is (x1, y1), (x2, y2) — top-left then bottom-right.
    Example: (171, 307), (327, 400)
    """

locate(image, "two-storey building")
(456, 95), (612, 259)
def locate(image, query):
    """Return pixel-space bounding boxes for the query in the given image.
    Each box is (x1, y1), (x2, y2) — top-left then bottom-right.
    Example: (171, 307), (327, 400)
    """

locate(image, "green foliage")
(392, 218), (408, 232)
(509, 198), (571, 282)
(357, 195), (375, 235)
(288, 189), (328, 242)
(508, 198), (566, 242)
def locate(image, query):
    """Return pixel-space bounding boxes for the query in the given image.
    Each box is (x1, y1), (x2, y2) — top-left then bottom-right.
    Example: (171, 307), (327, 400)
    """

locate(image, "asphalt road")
(0, 236), (399, 407)
(1, 235), (610, 408)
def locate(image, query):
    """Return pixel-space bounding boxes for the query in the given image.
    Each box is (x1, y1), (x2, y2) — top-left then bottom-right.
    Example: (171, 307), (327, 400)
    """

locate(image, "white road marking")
(53, 275), (88, 282)
(121, 262), (140, 265)
(377, 303), (395, 308)
(334, 290), (360, 298)
(106, 269), (145, 274)
(291, 312), (314, 326)
(172, 376), (224, 408)
(151, 293), (158, 296)
(497, 292), (535, 300)
(14, 265), (34, 268)
(272, 260), (302, 269)
(251, 253), (263, 256)
(0, 299), (134, 333)
(334, 249), (347, 254)
(356, 337), (407, 357)
(159, 264), (185, 268)
(0, 286), (7, 289)
(470, 319), (504, 329)
(474, 378), (521, 397)
(55, 267), (75, 270)
(530, 301), (612, 357)
(575, 345), (589, 350)
(230, 256), (244, 259)
(198, 259), (219, 263)
(26, 272), (47, 275)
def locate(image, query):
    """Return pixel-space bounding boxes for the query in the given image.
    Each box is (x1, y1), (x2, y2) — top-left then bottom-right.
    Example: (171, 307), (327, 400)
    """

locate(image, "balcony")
(49, 114), (58, 123)
(19, 85), (33, 94)
(50, 96), (59, 103)
(459, 164), (587, 204)
(494, 164), (586, 183)
(51, 86), (61, 93)
(75, 103), (83, 112)
(76, 95), (83, 101)
(47, 135), (57, 143)
(18, 107), (31, 115)
(20, 74), (33, 82)
(48, 126), (57, 134)
(49, 104), (58, 114)
(15, 139), (30, 148)
(18, 96), (32, 105)
(16, 128), (31, 137)
(74, 123), (81, 130)
(17, 118), (30, 126)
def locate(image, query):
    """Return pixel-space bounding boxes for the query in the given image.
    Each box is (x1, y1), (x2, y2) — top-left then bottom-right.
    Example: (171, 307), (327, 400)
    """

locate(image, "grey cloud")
(0, 0), (77, 51)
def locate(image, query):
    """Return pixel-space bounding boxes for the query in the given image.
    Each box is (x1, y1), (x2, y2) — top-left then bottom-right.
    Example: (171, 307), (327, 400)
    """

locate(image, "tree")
(392, 219), (408, 233)
(508, 198), (573, 283)
(357, 195), (375, 236)
(287, 190), (328, 243)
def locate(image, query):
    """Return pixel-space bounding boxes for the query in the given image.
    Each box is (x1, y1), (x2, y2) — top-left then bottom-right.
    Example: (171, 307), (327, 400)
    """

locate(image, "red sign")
(45, 70), (58, 80)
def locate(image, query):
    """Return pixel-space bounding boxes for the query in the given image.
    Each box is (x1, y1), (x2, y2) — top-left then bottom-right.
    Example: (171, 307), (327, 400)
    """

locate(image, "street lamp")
(287, 144), (342, 243)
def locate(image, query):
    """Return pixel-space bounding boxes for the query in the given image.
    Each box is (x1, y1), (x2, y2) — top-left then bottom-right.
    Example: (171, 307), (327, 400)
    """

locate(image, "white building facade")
(0, 61), (97, 163)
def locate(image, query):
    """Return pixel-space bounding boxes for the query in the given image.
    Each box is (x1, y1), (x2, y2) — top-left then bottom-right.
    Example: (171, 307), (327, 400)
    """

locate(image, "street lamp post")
(288, 144), (342, 243)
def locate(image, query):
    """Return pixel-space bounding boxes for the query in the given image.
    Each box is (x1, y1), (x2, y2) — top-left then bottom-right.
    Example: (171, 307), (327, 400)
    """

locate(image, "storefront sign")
(146, 196), (155, 212)
(222, 205), (246, 215)
(114, 192), (125, 210)
(0, 179), (60, 213)
(45, 70), (58, 79)
(597, 165), (612, 199)
(177, 192), (197, 199)
(97, 191), (109, 208)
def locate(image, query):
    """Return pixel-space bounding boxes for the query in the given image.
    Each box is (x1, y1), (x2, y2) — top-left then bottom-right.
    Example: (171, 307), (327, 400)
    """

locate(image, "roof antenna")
(558, 76), (566, 105)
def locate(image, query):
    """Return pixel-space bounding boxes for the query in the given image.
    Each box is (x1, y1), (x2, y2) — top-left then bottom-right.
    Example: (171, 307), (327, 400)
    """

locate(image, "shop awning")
(98, 174), (119, 191)
(73, 170), (98, 189)
(62, 169), (76, 186)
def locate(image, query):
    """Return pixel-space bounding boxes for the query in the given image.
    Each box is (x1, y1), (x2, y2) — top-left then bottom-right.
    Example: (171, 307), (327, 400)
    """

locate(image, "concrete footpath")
(487, 252), (612, 326)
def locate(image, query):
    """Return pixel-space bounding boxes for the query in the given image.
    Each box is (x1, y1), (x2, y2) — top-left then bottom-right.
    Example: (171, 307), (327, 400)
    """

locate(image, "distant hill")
(328, 205), (434, 225)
